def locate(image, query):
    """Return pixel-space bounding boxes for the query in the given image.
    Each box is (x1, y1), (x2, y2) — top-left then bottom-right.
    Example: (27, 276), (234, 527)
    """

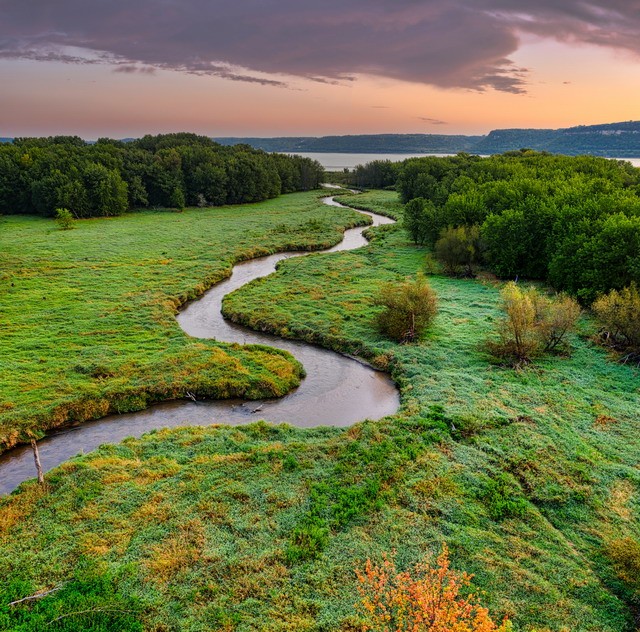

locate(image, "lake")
(286, 152), (640, 171)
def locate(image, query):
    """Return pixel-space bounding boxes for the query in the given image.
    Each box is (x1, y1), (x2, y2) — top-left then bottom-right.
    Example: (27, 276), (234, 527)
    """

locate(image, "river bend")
(0, 192), (399, 494)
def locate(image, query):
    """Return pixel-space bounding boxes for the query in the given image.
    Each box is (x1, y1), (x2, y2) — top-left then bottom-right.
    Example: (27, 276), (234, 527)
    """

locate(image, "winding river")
(0, 192), (399, 495)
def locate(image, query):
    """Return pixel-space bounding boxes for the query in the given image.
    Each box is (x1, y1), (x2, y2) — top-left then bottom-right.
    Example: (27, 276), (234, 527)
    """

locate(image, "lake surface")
(286, 152), (640, 171)
(0, 193), (399, 495)
(286, 152), (457, 170)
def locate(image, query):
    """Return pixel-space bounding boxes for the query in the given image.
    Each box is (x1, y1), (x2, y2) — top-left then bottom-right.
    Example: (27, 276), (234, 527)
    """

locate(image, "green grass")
(1, 190), (639, 631)
(1, 416), (636, 631)
(0, 191), (368, 450)
(225, 190), (638, 424)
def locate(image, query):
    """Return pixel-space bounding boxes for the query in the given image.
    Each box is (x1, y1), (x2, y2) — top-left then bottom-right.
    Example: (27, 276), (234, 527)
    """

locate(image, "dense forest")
(353, 151), (640, 303)
(0, 133), (324, 218)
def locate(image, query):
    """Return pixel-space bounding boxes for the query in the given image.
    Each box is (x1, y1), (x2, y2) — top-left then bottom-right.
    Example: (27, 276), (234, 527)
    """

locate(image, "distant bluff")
(214, 120), (640, 158)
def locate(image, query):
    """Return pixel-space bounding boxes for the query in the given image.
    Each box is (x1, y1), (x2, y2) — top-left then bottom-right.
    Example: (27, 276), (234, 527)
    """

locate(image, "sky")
(1, 0), (640, 138)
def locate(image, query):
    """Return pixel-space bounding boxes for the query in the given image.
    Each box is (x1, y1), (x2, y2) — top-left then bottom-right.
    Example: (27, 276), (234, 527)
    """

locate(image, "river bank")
(0, 191), (399, 494)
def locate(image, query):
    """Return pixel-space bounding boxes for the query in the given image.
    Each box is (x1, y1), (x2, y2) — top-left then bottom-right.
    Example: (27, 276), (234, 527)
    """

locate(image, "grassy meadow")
(0, 189), (639, 631)
(0, 191), (368, 450)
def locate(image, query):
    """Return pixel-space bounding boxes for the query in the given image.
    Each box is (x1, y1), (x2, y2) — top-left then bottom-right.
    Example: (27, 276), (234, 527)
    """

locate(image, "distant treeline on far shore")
(0, 133), (324, 218)
(212, 120), (640, 157)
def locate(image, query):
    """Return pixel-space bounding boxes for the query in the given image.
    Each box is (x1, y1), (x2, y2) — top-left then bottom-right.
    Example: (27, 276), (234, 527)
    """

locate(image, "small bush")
(532, 291), (581, 353)
(356, 544), (511, 631)
(282, 454), (300, 471)
(284, 520), (329, 564)
(488, 282), (580, 366)
(488, 283), (541, 364)
(55, 207), (75, 230)
(593, 283), (640, 360)
(374, 274), (438, 343)
(606, 537), (640, 594)
(434, 224), (483, 277)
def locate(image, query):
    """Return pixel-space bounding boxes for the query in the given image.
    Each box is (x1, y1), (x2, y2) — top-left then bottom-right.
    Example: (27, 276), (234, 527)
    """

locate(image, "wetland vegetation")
(0, 190), (368, 450)
(0, 151), (639, 631)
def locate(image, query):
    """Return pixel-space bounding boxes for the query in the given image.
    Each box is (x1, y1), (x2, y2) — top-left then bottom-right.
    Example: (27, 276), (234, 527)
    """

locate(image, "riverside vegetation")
(0, 190), (369, 449)
(0, 134), (323, 218)
(0, 155), (639, 630)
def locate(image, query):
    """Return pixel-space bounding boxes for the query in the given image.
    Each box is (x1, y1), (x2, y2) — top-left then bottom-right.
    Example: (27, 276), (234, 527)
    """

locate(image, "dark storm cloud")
(1, 1), (639, 93)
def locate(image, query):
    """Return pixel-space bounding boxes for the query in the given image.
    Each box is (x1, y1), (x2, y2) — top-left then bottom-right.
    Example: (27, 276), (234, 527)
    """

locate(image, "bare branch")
(9, 585), (64, 607)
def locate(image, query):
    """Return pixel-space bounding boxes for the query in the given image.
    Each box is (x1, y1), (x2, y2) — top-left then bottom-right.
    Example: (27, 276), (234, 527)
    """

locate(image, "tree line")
(394, 150), (640, 303)
(0, 133), (324, 218)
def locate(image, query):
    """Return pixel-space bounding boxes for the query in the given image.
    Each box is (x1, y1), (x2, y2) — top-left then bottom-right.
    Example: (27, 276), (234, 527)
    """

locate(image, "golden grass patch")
(594, 414), (618, 428)
(0, 482), (48, 537)
(609, 479), (636, 521)
(145, 519), (205, 583)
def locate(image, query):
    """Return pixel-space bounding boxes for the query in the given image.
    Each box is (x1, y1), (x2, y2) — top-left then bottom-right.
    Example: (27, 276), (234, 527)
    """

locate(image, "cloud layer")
(1, 1), (639, 93)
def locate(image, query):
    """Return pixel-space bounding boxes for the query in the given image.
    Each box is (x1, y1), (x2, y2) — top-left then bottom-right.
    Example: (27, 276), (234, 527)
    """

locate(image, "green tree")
(169, 186), (186, 210)
(434, 224), (482, 276)
(31, 169), (71, 216)
(549, 213), (640, 303)
(374, 274), (438, 343)
(403, 197), (438, 245)
(82, 163), (128, 217)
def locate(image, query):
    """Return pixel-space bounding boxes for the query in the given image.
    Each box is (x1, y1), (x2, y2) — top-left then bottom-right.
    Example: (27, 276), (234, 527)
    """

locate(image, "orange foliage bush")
(356, 544), (511, 632)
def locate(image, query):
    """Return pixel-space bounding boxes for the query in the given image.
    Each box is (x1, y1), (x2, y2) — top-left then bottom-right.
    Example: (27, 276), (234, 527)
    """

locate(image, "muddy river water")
(0, 192), (400, 494)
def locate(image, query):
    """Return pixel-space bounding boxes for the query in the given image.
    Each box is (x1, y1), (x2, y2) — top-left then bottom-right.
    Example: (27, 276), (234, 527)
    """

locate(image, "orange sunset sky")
(1, 2), (639, 138)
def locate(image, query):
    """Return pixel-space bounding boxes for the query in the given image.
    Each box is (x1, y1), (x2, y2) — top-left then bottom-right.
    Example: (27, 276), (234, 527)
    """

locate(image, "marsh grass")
(1, 190), (639, 631)
(0, 191), (367, 450)
(1, 416), (637, 631)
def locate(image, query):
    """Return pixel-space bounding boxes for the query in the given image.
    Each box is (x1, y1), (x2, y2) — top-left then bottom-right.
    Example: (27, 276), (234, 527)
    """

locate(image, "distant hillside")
(475, 121), (640, 156)
(214, 133), (482, 154)
(4, 121), (640, 156)
(216, 121), (640, 157)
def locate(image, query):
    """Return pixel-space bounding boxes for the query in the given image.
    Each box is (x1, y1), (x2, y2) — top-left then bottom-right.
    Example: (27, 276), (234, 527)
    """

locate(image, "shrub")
(434, 224), (483, 277)
(356, 544), (511, 631)
(592, 283), (640, 359)
(488, 282), (580, 365)
(606, 537), (640, 594)
(532, 291), (581, 353)
(55, 207), (75, 230)
(284, 520), (329, 564)
(374, 274), (438, 343)
(488, 283), (541, 364)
